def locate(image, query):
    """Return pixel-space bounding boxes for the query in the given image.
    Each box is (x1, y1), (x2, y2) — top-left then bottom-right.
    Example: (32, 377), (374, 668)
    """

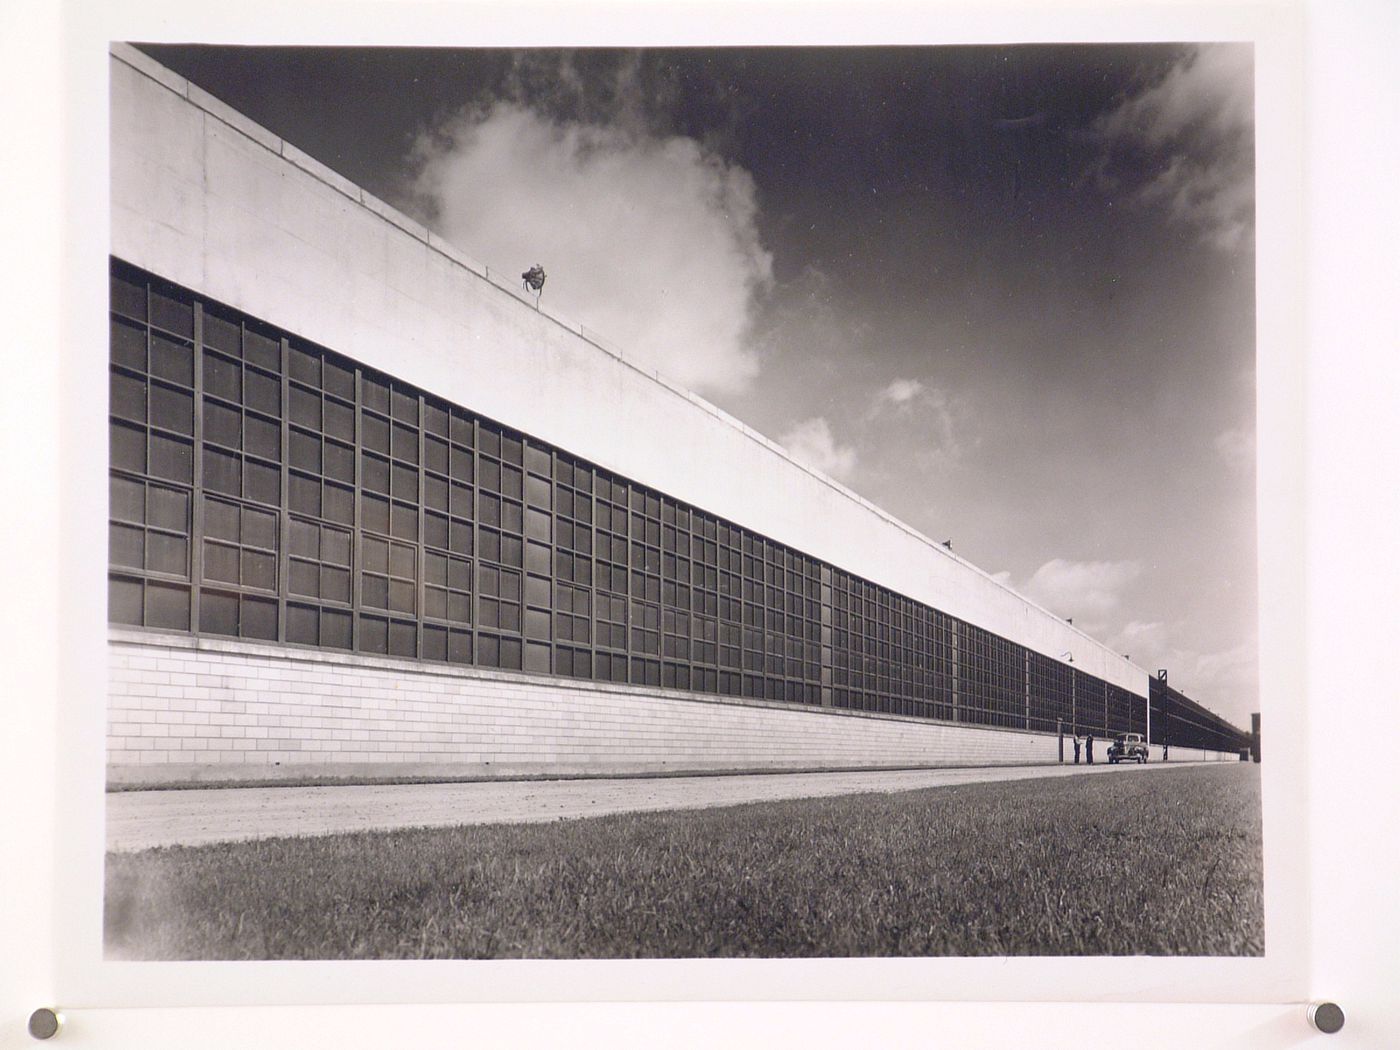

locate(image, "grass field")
(104, 763), (1262, 959)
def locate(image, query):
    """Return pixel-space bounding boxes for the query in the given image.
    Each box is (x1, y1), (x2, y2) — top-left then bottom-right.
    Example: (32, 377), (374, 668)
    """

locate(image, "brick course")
(109, 628), (1064, 785)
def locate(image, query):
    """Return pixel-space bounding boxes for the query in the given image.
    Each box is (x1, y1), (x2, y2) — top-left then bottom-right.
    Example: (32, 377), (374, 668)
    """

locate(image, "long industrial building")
(106, 45), (1250, 785)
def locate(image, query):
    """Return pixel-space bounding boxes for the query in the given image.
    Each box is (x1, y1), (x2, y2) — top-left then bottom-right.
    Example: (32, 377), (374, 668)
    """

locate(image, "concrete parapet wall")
(109, 630), (1068, 786)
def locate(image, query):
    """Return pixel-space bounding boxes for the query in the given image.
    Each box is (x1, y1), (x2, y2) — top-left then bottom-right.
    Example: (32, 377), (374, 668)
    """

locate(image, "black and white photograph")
(9, 0), (1400, 1044)
(98, 39), (1268, 963)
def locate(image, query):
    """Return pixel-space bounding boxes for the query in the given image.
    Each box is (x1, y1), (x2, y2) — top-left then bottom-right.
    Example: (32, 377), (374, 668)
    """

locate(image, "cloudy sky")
(137, 43), (1257, 728)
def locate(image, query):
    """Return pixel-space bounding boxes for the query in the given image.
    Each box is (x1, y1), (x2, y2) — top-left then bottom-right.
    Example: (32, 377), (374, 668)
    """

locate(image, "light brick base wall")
(109, 628), (1074, 786)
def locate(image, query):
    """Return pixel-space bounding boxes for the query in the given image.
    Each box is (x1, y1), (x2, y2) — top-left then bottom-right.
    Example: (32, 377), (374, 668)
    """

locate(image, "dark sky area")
(134, 43), (1257, 726)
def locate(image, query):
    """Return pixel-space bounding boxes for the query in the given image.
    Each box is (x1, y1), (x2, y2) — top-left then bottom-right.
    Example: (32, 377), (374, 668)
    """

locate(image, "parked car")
(1108, 732), (1149, 764)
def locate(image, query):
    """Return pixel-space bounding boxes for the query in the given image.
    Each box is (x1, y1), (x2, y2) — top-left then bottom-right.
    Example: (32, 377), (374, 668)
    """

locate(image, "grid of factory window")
(1149, 677), (1249, 753)
(108, 259), (1183, 742)
(1027, 650), (1074, 734)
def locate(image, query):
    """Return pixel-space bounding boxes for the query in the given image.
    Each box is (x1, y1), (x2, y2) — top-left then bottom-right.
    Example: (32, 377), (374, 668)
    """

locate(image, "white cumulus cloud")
(410, 101), (774, 395)
(878, 378), (926, 407)
(1018, 558), (1143, 630)
(1096, 44), (1254, 252)
(779, 417), (857, 481)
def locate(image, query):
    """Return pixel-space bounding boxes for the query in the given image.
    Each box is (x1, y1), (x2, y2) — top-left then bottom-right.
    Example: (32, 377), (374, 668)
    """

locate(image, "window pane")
(203, 497), (239, 541)
(288, 472), (321, 517)
(240, 596), (278, 640)
(324, 440), (353, 482)
(149, 286), (193, 338)
(322, 566), (351, 604)
(322, 608), (352, 649)
(150, 433), (193, 484)
(244, 414), (280, 460)
(244, 459), (279, 505)
(287, 602), (319, 645)
(526, 474), (552, 509)
(360, 615), (388, 654)
(450, 447), (473, 484)
(145, 582), (190, 630)
(362, 453), (389, 494)
(449, 519), (472, 556)
(110, 421), (146, 473)
(324, 399), (355, 442)
(322, 527), (351, 566)
(391, 388), (418, 424)
(526, 508), (551, 543)
(289, 346), (320, 386)
(389, 620), (416, 657)
(391, 423), (418, 464)
(109, 523), (144, 569)
(204, 542), (240, 584)
(110, 475), (145, 523)
(323, 482), (353, 525)
(205, 351), (242, 403)
(245, 369), (280, 416)
(110, 370), (146, 422)
(290, 559), (319, 597)
(243, 506), (278, 549)
(204, 399), (241, 448)
(110, 268), (147, 321)
(424, 512), (448, 550)
(448, 558), (471, 592)
(362, 413), (389, 455)
(389, 579), (415, 614)
(243, 329), (280, 372)
(199, 589), (238, 636)
(524, 640), (550, 673)
(391, 462), (418, 501)
(150, 334), (194, 387)
(110, 317), (146, 371)
(109, 575), (143, 625)
(362, 536), (388, 573)
(202, 308), (240, 354)
(425, 436), (449, 475)
(362, 574), (388, 608)
(389, 542), (415, 578)
(424, 475), (448, 512)
(290, 385), (321, 429)
(361, 493), (389, 534)
(525, 608), (550, 640)
(390, 502), (417, 540)
(146, 531), (188, 576)
(203, 446), (240, 495)
(323, 360), (354, 401)
(149, 383), (193, 435)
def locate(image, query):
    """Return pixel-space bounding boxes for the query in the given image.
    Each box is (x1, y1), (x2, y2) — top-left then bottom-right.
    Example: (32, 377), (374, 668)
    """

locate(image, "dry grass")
(105, 763), (1262, 959)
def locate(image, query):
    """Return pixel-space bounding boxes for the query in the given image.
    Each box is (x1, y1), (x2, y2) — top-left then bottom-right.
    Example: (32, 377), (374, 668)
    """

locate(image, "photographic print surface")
(104, 41), (1261, 961)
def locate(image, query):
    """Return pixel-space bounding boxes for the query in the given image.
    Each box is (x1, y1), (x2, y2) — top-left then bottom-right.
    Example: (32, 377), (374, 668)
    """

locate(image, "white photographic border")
(4, 0), (1396, 1045)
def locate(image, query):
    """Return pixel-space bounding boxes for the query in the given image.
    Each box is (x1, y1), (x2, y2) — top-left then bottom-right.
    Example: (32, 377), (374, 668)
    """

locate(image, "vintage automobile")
(1108, 732), (1149, 764)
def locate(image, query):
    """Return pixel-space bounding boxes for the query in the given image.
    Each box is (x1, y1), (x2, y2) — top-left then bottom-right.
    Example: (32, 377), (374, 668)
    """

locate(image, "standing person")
(1073, 734), (1081, 765)
(1086, 731), (1095, 764)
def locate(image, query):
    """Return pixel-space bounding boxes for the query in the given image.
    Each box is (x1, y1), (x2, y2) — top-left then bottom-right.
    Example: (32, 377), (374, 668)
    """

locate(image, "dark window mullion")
(277, 337), (290, 643)
(190, 299), (205, 634)
(416, 394), (425, 658)
(351, 367), (363, 652)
